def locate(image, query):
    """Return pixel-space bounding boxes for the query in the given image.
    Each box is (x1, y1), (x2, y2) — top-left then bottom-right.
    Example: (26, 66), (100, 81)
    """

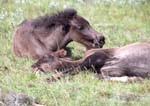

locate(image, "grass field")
(0, 0), (150, 105)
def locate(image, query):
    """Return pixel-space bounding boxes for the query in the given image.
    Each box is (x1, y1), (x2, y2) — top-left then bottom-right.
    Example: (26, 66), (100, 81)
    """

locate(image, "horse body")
(13, 9), (105, 60)
(102, 42), (150, 78)
(32, 42), (150, 79)
(13, 19), (52, 59)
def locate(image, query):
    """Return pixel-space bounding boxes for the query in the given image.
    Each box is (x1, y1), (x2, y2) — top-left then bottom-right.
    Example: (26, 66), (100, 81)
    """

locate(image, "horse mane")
(32, 8), (77, 28)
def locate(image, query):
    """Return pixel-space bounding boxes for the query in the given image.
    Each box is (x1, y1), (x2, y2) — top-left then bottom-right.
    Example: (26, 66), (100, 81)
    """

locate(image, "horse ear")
(63, 8), (77, 19)
(70, 19), (78, 28)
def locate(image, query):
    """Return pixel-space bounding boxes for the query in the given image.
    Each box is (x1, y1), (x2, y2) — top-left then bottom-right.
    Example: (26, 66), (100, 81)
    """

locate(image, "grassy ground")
(0, 0), (150, 105)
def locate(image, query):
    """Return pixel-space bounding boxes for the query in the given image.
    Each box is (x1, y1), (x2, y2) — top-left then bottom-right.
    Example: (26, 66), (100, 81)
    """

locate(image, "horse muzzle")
(93, 36), (105, 48)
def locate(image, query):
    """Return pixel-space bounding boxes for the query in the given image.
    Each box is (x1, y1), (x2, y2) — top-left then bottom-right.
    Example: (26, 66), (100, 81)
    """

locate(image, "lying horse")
(12, 8), (105, 60)
(32, 41), (150, 79)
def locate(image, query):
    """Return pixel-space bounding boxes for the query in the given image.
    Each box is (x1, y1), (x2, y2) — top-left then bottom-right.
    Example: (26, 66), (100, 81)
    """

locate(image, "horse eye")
(77, 26), (84, 30)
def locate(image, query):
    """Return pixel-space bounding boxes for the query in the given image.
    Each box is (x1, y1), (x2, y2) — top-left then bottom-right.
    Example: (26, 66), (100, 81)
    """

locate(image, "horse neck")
(59, 34), (72, 49)
(58, 58), (82, 69)
(49, 26), (72, 50)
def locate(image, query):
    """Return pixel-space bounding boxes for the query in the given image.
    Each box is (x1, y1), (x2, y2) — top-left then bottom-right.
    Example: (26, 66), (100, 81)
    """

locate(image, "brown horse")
(32, 41), (150, 79)
(12, 9), (105, 60)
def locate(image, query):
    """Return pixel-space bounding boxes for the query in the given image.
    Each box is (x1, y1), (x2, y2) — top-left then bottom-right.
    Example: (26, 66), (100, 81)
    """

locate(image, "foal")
(12, 8), (105, 60)
(32, 42), (150, 80)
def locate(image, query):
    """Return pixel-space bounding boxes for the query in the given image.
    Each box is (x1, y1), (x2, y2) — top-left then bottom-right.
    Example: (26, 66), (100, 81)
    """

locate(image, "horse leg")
(51, 49), (67, 58)
(101, 68), (125, 77)
(98, 68), (126, 82)
(108, 76), (144, 83)
(100, 68), (144, 82)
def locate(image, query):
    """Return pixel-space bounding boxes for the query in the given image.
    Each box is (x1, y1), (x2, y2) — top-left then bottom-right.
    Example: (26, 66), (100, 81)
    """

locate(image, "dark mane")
(32, 8), (77, 28)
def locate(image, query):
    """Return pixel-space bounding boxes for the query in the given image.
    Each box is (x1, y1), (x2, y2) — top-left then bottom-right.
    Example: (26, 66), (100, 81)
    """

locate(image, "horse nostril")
(94, 42), (100, 47)
(100, 36), (105, 41)
(93, 39), (101, 48)
(99, 36), (105, 44)
(93, 36), (105, 48)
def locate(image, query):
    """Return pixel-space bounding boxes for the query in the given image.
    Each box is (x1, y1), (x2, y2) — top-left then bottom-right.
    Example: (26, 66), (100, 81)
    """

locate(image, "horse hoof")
(32, 67), (45, 74)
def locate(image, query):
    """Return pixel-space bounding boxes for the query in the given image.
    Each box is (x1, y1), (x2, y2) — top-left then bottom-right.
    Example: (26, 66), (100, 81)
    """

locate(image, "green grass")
(0, 0), (150, 105)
